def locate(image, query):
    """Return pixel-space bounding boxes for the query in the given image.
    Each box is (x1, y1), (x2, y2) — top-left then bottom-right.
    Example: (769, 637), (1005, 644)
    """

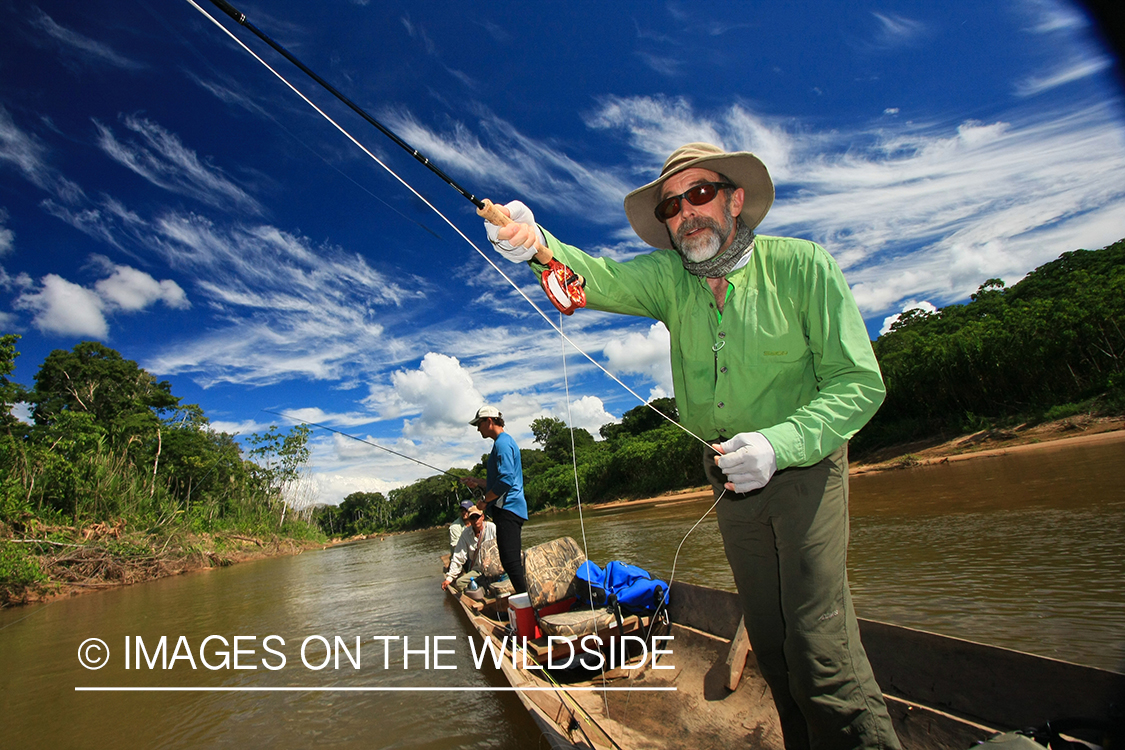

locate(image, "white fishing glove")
(484, 200), (544, 263)
(713, 432), (777, 493)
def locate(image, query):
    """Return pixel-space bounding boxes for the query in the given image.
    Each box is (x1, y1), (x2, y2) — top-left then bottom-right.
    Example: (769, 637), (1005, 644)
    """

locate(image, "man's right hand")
(484, 200), (544, 262)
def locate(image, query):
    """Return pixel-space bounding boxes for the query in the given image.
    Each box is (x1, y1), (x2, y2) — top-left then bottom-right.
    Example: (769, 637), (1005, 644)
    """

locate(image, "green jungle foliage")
(0, 338), (320, 541)
(856, 237), (1125, 451)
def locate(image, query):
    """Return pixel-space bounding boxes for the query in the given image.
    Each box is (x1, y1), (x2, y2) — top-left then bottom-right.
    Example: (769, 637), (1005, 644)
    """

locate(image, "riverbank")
(0, 525), (327, 608)
(589, 415), (1125, 511)
(7, 416), (1120, 608)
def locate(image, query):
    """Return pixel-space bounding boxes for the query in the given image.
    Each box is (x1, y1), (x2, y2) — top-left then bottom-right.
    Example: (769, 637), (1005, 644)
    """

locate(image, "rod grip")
(477, 199), (552, 265)
(209, 0), (247, 24)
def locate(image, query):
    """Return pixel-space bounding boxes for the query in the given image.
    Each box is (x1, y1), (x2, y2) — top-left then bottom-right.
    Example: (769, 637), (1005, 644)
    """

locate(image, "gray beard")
(678, 221), (723, 262)
(679, 221), (755, 278)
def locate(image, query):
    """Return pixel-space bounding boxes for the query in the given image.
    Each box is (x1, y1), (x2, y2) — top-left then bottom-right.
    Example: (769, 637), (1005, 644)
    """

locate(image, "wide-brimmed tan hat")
(624, 143), (774, 250)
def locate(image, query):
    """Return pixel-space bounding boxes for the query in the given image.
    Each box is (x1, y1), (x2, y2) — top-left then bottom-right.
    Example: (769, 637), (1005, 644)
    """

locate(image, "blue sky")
(1, 0), (1122, 504)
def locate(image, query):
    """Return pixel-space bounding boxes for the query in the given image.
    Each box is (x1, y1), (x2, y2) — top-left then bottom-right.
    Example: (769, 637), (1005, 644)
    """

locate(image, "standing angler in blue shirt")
(461, 406), (528, 594)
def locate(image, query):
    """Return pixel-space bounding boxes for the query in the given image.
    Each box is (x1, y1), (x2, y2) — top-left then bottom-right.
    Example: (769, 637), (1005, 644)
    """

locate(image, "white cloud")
(95, 264), (189, 311)
(146, 213), (421, 386)
(384, 108), (633, 220)
(1015, 54), (1113, 96)
(561, 395), (618, 437)
(0, 107), (85, 205)
(13, 262), (192, 339)
(15, 273), (108, 338)
(870, 13), (926, 47)
(0, 106), (49, 190)
(389, 352), (484, 438)
(1023, 0), (1088, 34)
(602, 321), (674, 394)
(0, 208), (12, 256)
(29, 9), (145, 70)
(207, 419), (271, 436)
(94, 115), (262, 214)
(879, 300), (938, 335)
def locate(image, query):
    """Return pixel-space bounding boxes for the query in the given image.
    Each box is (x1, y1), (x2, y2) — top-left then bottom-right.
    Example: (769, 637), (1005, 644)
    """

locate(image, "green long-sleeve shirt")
(536, 230), (885, 470)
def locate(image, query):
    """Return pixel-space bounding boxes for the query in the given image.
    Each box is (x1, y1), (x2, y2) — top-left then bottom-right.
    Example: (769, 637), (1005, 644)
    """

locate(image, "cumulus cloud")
(879, 299), (938, 336)
(561, 395), (618, 437)
(13, 262), (189, 338)
(602, 322), (674, 395)
(15, 273), (108, 338)
(388, 352), (484, 438)
(95, 263), (189, 311)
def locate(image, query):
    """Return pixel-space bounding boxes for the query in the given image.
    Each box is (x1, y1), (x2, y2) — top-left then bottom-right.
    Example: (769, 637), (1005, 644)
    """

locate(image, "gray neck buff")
(680, 221), (755, 278)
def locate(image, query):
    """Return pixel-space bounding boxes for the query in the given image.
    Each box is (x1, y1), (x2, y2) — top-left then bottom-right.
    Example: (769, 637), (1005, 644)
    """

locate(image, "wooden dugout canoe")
(448, 575), (1124, 750)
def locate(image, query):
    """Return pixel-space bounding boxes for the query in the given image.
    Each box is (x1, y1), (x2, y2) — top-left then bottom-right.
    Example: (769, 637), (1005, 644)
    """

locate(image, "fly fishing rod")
(205, 0), (586, 315)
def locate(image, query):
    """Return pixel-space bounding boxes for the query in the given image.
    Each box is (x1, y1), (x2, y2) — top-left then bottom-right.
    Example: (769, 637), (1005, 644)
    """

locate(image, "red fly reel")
(540, 259), (587, 315)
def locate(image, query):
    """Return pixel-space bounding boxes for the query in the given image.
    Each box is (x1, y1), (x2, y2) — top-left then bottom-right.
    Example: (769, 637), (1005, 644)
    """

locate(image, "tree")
(600, 398), (677, 440)
(0, 334), (28, 434)
(530, 415), (593, 461)
(30, 341), (178, 447)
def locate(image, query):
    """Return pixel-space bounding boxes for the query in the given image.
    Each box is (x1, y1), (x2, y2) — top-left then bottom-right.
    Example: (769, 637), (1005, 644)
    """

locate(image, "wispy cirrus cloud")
(145, 212), (423, 386)
(1015, 53), (1112, 96)
(29, 8), (145, 71)
(0, 106), (84, 204)
(94, 115), (263, 215)
(574, 95), (1125, 317)
(384, 107), (633, 219)
(869, 12), (927, 48)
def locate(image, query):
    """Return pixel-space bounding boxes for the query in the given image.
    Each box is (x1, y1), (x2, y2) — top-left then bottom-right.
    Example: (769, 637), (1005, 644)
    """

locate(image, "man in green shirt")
(483, 143), (900, 750)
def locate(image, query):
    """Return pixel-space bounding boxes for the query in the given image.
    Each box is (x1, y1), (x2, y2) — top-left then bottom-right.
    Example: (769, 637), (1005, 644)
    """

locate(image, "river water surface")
(2, 437), (1123, 748)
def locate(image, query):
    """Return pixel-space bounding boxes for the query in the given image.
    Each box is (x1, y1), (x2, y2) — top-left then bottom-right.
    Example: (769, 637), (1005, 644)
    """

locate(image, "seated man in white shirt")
(441, 506), (498, 594)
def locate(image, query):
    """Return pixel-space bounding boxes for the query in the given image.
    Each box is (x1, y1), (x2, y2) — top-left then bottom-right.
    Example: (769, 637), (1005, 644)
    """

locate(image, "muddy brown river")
(2, 437), (1122, 748)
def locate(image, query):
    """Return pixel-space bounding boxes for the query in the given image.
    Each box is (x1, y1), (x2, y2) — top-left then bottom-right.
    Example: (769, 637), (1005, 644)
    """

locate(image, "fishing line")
(135, 0), (441, 240)
(558, 313), (615, 718)
(184, 0), (716, 454)
(192, 4), (731, 665)
(261, 408), (459, 480)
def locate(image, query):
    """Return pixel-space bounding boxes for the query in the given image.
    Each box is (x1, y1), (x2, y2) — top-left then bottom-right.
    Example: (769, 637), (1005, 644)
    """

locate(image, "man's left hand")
(713, 432), (777, 493)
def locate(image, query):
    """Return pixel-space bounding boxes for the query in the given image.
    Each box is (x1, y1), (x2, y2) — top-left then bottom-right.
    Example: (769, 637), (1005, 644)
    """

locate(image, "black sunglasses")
(654, 182), (735, 223)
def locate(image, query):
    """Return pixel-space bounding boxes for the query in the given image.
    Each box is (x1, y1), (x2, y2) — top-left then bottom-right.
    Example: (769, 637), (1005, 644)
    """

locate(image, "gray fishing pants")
(704, 443), (901, 750)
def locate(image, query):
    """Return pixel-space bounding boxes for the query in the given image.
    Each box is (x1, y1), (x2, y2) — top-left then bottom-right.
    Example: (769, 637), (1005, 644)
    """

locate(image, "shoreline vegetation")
(3, 238), (1123, 607)
(6, 418), (1122, 608)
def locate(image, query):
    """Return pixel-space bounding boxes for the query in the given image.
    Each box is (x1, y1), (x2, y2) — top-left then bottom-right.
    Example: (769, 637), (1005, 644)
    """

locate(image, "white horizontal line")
(75, 686), (677, 692)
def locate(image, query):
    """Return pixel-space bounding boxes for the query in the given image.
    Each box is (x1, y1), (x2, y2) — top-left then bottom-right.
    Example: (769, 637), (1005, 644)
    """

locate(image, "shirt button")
(717, 331), (726, 338)
(717, 402), (725, 408)
(720, 366), (727, 374)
